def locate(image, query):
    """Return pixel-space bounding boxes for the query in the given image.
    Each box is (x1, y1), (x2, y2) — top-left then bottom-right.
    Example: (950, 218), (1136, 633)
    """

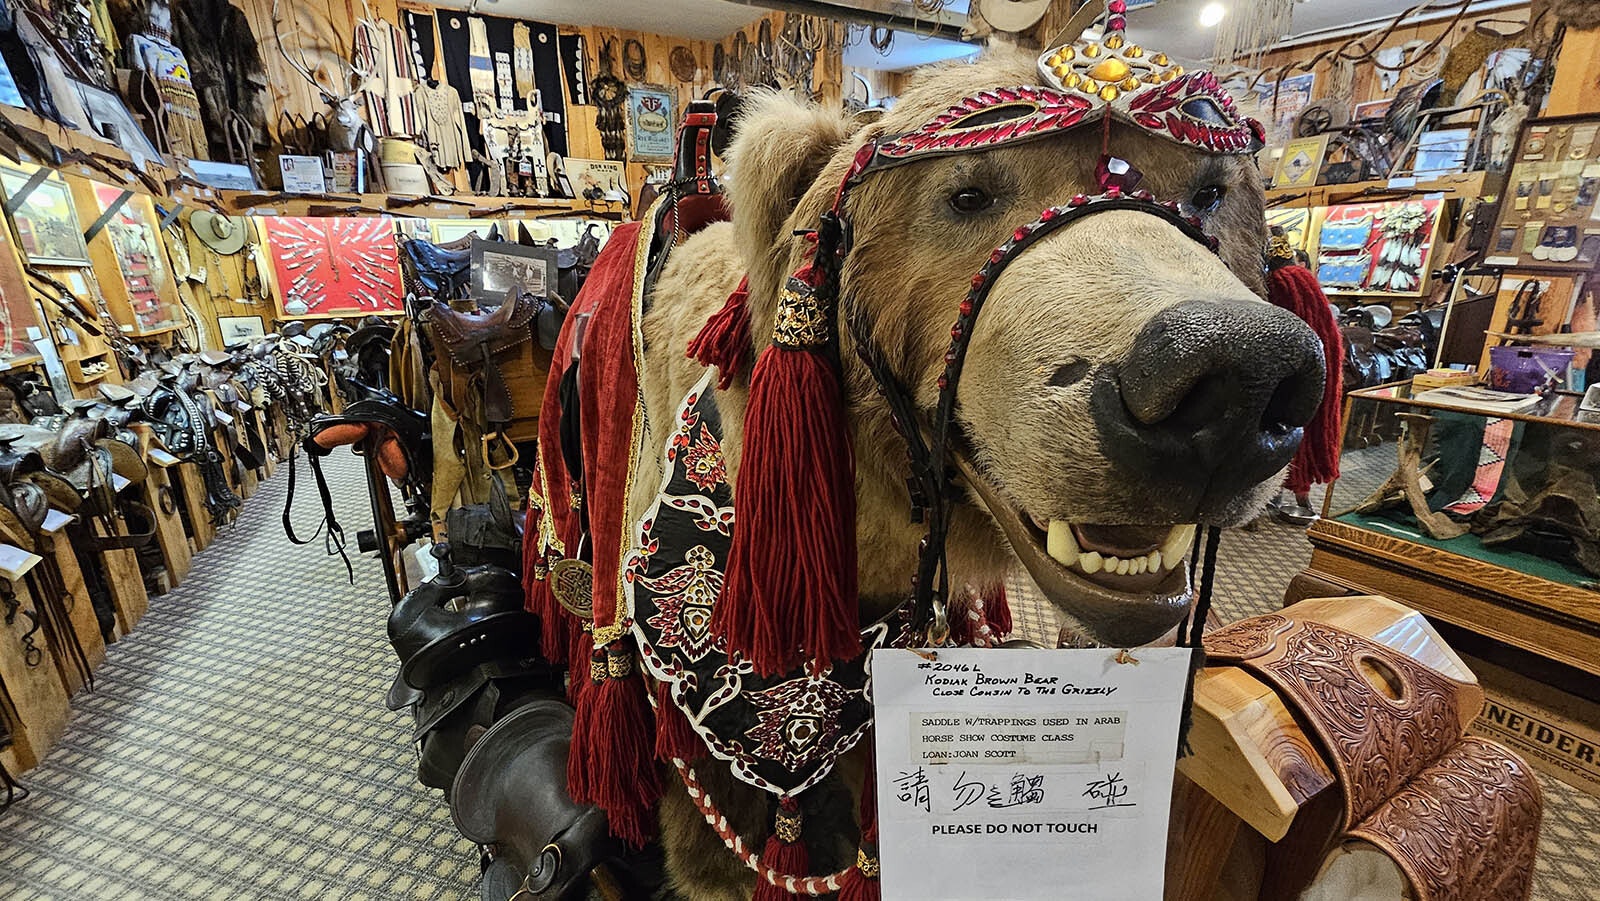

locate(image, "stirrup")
(483, 432), (519, 471)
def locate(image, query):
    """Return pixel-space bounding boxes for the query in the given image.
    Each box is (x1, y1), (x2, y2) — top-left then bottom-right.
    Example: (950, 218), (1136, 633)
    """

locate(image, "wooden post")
(0, 545), (67, 771)
(175, 462), (217, 552)
(95, 513), (149, 635)
(1547, 29), (1600, 116)
(39, 510), (105, 679)
(144, 447), (193, 588)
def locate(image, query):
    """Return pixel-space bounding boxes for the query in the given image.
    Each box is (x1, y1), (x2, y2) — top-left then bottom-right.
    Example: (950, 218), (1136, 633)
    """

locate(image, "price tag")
(214, 410), (234, 425)
(148, 448), (180, 467)
(872, 647), (1193, 900)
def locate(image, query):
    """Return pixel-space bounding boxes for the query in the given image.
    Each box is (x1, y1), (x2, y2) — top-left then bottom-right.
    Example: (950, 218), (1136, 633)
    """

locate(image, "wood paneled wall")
(1248, 3), (1540, 111)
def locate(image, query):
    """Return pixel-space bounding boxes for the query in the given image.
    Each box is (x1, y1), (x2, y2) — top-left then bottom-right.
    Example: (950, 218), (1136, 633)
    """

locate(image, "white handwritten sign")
(872, 647), (1193, 900)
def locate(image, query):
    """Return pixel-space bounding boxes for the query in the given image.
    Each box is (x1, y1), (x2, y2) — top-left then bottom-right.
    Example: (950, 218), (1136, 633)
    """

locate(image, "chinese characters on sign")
(872, 647), (1193, 900)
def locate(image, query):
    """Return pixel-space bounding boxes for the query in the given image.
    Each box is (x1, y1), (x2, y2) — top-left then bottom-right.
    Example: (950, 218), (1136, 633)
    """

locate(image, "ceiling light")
(1199, 3), (1226, 28)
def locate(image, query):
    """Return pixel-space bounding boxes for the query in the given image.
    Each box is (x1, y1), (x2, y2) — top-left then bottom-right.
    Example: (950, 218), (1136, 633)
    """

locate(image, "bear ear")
(724, 90), (859, 272)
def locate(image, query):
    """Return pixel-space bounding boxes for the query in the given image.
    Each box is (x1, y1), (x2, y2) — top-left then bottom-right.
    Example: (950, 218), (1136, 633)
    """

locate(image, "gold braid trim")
(856, 847), (880, 878)
(774, 804), (804, 844)
(1267, 233), (1297, 263)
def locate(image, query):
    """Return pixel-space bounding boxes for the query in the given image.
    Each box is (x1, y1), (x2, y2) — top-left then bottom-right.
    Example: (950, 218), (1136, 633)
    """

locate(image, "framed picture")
(187, 159), (259, 192)
(1411, 128), (1475, 180)
(88, 183), (182, 334)
(565, 158), (627, 201)
(1272, 134), (1330, 189)
(1311, 198), (1445, 297)
(1266, 207), (1313, 252)
(0, 218), (40, 361)
(1484, 114), (1600, 272)
(260, 217), (405, 316)
(76, 81), (163, 170)
(1252, 73), (1315, 134)
(628, 85), (675, 162)
(1352, 99), (1393, 122)
(0, 164), (90, 266)
(218, 315), (266, 343)
(470, 238), (557, 305)
(431, 220), (499, 244)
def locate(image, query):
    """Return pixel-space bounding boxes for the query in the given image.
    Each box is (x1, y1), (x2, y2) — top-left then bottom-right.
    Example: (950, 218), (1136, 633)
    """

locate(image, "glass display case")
(1303, 379), (1600, 678)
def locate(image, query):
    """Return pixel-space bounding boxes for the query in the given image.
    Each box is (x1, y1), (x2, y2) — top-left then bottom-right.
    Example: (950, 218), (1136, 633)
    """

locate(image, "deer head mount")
(271, 0), (374, 152)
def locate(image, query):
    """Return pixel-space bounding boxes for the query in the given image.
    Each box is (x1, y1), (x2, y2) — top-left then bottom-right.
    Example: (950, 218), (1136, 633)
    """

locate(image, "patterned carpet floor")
(0, 449), (480, 900)
(0, 447), (1592, 899)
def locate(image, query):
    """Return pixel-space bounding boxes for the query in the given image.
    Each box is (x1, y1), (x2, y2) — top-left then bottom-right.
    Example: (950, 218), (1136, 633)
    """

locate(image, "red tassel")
(565, 651), (603, 803)
(716, 268), (859, 677)
(687, 276), (752, 390)
(839, 766), (880, 900)
(653, 679), (705, 763)
(983, 583), (1012, 638)
(1267, 263), (1344, 493)
(566, 627), (591, 705)
(522, 509), (572, 666)
(566, 644), (662, 848)
(754, 798), (809, 901)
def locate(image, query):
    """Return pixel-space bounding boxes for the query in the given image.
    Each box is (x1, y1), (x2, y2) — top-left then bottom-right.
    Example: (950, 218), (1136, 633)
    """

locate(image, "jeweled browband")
(795, 0), (1261, 639)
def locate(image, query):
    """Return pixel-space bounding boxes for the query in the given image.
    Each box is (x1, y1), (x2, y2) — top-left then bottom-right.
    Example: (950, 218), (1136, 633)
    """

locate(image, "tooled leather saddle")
(424, 291), (552, 454)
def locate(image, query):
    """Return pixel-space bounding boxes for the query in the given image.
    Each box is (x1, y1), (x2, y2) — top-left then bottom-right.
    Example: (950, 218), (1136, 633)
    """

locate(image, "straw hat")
(189, 211), (248, 255)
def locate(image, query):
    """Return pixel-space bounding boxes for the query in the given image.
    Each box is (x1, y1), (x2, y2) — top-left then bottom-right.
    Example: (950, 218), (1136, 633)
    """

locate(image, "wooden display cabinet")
(66, 175), (186, 337)
(1291, 380), (1600, 678)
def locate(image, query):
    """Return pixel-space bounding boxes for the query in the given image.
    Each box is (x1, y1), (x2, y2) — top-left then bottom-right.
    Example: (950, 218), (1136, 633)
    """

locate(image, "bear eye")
(1191, 184), (1226, 213)
(948, 186), (994, 215)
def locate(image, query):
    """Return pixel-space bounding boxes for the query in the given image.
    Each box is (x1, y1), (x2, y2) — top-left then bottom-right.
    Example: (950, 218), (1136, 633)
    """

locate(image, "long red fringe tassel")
(566, 643), (662, 848)
(753, 798), (810, 901)
(687, 276), (752, 390)
(522, 509), (573, 666)
(715, 265), (859, 677)
(1267, 263), (1344, 493)
(654, 679), (705, 763)
(838, 765), (880, 900)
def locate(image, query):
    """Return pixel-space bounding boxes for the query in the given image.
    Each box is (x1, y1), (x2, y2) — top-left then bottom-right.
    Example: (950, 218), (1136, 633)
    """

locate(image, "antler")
(272, 0), (335, 101)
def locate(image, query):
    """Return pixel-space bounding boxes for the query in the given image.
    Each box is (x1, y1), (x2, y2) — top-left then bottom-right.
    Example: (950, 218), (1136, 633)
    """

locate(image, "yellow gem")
(1143, 74), (1161, 84)
(1089, 58), (1132, 83)
(1059, 47), (1075, 61)
(1126, 45), (1144, 59)
(1083, 43), (1101, 58)
(1173, 66), (1185, 77)
(1105, 34), (1125, 50)
(1162, 70), (1177, 82)
(1054, 64), (1071, 78)
(1120, 76), (1140, 91)
(1062, 72), (1080, 88)
(1152, 53), (1169, 66)
(1099, 85), (1120, 102)
(1048, 53), (1062, 66)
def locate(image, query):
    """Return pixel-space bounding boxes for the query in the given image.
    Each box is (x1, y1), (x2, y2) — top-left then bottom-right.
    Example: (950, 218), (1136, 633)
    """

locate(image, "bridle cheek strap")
(846, 190), (1219, 637)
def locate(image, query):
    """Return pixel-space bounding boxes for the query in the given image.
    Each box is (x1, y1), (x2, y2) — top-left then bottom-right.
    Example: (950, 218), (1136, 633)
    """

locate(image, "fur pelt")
(1551, 0), (1600, 31)
(639, 48), (1283, 899)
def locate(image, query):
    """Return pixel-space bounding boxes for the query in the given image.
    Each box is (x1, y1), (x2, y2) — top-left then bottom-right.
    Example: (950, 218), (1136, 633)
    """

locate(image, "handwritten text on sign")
(873, 647), (1193, 900)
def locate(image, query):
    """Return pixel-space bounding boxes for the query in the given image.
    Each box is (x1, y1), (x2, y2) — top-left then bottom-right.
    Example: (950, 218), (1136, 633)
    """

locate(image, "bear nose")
(1094, 299), (1326, 501)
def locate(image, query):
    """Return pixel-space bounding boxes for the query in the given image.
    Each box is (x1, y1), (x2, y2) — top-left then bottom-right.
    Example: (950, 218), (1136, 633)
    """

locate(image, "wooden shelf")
(1267, 170), (1505, 208)
(217, 190), (626, 219)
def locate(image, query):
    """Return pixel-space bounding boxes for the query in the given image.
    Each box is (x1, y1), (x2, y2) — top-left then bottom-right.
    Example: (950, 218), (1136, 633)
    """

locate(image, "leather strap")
(282, 446), (352, 582)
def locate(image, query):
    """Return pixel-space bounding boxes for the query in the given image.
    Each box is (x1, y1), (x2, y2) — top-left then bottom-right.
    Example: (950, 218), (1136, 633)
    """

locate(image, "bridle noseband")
(832, 177), (1222, 638)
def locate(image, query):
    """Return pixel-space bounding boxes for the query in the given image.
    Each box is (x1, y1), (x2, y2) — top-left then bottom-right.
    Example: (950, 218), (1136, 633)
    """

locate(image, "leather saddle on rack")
(424, 291), (552, 458)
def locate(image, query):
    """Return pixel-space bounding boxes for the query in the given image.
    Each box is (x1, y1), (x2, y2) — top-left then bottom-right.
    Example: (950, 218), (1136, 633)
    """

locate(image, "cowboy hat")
(189, 210), (248, 255)
(978, 0), (1053, 32)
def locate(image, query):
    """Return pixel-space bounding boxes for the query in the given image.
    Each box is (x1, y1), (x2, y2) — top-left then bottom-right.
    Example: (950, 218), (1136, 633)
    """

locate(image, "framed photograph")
(628, 85), (675, 162)
(76, 81), (163, 170)
(1272, 134), (1330, 189)
(88, 183), (183, 334)
(431, 220), (498, 244)
(0, 164), (90, 266)
(1411, 128), (1475, 180)
(187, 159), (259, 192)
(565, 158), (627, 202)
(470, 238), (557, 306)
(218, 315), (266, 343)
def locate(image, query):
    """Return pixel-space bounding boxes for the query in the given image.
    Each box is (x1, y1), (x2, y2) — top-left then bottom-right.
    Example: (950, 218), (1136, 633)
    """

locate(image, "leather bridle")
(829, 171), (1221, 639)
